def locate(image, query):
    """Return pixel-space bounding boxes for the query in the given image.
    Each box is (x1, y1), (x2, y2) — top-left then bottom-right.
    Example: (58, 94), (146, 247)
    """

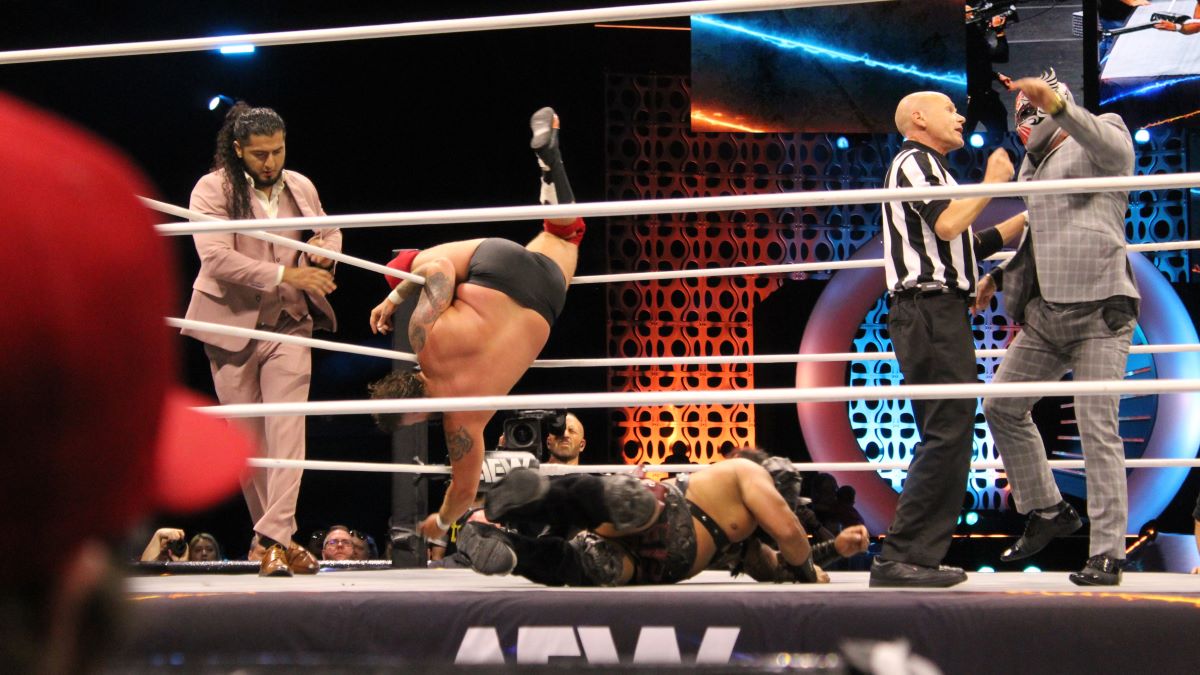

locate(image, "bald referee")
(869, 91), (1024, 587)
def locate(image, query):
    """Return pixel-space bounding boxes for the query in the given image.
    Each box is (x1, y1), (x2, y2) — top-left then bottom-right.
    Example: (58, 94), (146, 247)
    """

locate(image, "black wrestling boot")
(484, 468), (551, 523)
(1000, 501), (1082, 562)
(1069, 555), (1122, 586)
(457, 522), (518, 576)
(486, 470), (654, 536)
(530, 106), (574, 205)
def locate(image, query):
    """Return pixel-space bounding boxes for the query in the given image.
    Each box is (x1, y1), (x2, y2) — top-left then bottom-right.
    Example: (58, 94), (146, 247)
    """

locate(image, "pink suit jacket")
(182, 169), (341, 352)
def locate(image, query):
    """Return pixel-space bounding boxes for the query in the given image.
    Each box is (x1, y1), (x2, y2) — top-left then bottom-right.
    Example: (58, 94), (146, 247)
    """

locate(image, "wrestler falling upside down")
(366, 107), (586, 542)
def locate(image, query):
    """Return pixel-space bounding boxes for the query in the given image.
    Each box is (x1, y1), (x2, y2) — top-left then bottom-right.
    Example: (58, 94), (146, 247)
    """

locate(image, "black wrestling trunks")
(466, 238), (567, 326)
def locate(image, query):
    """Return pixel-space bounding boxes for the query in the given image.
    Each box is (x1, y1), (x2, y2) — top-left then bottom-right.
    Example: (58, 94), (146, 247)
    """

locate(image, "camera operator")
(139, 528), (225, 562)
(545, 412), (586, 465)
(140, 527), (189, 562)
(965, 3), (1015, 143)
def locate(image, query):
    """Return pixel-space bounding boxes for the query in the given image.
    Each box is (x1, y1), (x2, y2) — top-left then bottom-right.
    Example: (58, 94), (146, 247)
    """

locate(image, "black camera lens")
(166, 538), (187, 557)
(509, 422), (536, 447)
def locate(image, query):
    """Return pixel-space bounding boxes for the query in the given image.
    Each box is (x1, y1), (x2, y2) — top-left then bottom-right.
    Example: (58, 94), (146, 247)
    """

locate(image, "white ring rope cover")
(142, 197), (424, 285)
(0, 0), (885, 65)
(247, 456), (1200, 475)
(201, 378), (1200, 419)
(152, 172), (1200, 237)
(168, 316), (1200, 367)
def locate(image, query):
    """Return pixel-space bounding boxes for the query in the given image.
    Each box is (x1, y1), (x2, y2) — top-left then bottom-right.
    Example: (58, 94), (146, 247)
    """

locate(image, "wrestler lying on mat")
(366, 107), (585, 542)
(454, 452), (870, 586)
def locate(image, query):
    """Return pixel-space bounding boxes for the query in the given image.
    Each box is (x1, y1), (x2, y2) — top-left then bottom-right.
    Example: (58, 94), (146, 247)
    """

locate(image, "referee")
(869, 90), (1023, 588)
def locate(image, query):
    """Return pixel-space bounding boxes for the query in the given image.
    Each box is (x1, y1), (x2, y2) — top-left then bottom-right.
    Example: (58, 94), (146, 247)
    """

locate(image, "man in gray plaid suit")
(978, 69), (1138, 586)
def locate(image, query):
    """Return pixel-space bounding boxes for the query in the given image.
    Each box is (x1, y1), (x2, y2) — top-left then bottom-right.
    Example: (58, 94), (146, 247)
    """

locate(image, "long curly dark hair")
(211, 102), (286, 221)
(367, 369), (428, 431)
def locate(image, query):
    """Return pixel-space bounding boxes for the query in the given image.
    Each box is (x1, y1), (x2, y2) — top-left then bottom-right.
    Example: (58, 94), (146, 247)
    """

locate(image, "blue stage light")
(1101, 75), (1200, 106)
(835, 136), (850, 150)
(1023, 565), (1042, 574)
(1133, 129), (1150, 144)
(964, 511), (979, 526)
(977, 565), (995, 573)
(207, 94), (235, 112)
(218, 44), (256, 55)
(969, 133), (984, 148)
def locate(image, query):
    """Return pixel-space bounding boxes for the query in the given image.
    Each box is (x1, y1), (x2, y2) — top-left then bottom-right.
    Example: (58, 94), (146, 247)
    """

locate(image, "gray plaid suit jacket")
(1001, 103), (1140, 323)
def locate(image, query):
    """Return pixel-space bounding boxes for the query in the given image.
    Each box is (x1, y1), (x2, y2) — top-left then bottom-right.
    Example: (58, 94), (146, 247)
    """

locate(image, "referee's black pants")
(879, 291), (977, 568)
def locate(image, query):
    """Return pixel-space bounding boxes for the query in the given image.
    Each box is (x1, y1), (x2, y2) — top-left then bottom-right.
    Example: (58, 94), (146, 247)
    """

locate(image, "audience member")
(189, 533), (223, 562)
(0, 93), (253, 673)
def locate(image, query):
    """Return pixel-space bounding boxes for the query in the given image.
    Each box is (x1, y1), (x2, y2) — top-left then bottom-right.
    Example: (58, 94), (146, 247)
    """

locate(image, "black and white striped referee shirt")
(882, 140), (976, 295)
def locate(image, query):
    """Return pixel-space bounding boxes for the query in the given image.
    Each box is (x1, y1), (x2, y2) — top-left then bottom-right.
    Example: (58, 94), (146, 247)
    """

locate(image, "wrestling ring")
(6, 0), (1200, 671)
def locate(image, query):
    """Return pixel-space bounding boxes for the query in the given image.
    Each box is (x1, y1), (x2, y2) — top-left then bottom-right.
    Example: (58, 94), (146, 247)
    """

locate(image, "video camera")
(965, 2), (1019, 30)
(501, 409), (567, 461)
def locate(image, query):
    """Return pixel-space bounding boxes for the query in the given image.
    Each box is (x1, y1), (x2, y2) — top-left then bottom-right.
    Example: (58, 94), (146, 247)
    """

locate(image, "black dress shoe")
(868, 559), (967, 588)
(1000, 502), (1082, 562)
(1069, 555), (1122, 586)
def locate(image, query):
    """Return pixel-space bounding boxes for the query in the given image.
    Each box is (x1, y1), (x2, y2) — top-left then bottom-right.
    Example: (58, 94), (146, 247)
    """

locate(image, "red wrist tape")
(385, 249), (421, 289)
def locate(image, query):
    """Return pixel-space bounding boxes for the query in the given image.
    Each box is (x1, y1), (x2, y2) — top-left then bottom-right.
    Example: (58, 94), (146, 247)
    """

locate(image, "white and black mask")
(1015, 69), (1072, 163)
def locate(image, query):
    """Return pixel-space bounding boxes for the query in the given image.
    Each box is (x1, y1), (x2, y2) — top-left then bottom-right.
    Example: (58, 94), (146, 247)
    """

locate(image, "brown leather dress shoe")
(259, 544), (293, 577)
(286, 543), (320, 575)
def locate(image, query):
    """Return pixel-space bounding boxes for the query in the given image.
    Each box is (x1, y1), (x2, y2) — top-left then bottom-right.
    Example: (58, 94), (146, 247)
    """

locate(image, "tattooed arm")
(419, 411), (488, 539)
(369, 257), (457, 340)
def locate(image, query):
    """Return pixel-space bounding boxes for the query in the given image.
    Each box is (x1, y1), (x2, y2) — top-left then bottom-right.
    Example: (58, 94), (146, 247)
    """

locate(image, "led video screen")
(1098, 0), (1200, 130)
(690, 1), (966, 133)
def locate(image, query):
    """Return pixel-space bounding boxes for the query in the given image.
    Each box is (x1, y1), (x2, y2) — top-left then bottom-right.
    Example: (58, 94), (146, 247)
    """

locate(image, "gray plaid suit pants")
(983, 297), (1134, 558)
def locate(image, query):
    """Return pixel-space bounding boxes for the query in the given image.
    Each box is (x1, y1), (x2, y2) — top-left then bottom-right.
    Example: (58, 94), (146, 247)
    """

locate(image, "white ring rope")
(168, 318), (417, 362)
(200, 378), (1200, 419)
(168, 316), (1200, 367)
(145, 194), (1197, 287)
(142, 197), (424, 285)
(0, 0), (881, 65)
(152, 172), (1200, 236)
(247, 457), (1200, 474)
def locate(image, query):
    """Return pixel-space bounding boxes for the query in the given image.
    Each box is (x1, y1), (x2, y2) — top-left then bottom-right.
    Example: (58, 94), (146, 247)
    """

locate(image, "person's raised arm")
(1012, 76), (1132, 175)
(932, 148), (1014, 241)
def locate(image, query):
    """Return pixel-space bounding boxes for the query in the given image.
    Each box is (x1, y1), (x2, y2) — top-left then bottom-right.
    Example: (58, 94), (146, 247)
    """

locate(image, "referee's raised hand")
(982, 148), (1014, 184)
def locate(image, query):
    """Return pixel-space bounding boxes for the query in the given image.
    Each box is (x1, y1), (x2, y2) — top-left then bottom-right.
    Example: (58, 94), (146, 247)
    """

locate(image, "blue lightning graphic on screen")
(1100, 75), (1200, 106)
(693, 15), (966, 88)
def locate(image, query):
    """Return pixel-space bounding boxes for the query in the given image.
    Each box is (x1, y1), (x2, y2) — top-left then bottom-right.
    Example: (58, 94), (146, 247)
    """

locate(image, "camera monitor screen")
(689, 1), (966, 133)
(1099, 0), (1200, 130)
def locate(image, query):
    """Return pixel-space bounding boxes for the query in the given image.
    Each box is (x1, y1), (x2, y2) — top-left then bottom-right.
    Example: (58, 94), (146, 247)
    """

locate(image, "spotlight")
(964, 511), (979, 527)
(218, 44), (256, 55)
(835, 136), (850, 150)
(977, 565), (995, 573)
(1023, 565), (1042, 574)
(207, 94), (235, 112)
(969, 133), (985, 148)
(1133, 129), (1150, 144)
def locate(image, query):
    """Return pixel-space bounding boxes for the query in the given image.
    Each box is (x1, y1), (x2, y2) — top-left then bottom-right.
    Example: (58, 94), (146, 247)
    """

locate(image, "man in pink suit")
(182, 103), (340, 577)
